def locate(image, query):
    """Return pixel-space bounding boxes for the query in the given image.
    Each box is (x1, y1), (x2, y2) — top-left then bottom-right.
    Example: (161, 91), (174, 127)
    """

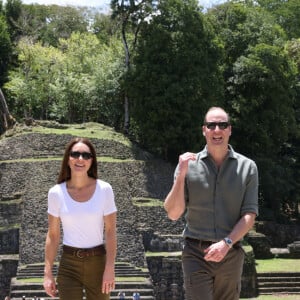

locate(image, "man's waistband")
(63, 244), (106, 258)
(185, 237), (214, 246)
(185, 237), (241, 249)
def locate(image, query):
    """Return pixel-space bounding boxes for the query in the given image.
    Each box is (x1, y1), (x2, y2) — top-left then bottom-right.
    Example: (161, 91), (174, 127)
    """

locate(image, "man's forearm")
(227, 213), (256, 243)
(164, 175), (186, 220)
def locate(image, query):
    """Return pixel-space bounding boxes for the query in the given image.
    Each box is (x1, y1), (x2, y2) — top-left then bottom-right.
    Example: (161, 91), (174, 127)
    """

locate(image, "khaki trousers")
(182, 238), (245, 300)
(57, 252), (109, 300)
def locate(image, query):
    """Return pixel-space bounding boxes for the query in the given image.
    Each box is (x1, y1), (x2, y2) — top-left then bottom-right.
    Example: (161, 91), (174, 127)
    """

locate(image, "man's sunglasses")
(204, 122), (230, 130)
(69, 151), (93, 160)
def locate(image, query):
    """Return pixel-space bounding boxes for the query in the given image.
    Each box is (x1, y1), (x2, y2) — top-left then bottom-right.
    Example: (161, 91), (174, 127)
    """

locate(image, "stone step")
(257, 272), (300, 295)
(16, 263), (137, 272)
(17, 271), (149, 279)
(258, 287), (300, 294)
(10, 262), (154, 300)
(10, 288), (154, 298)
(11, 280), (153, 291)
(10, 297), (154, 300)
(10, 285), (154, 299)
(16, 263), (148, 278)
(258, 281), (300, 289)
(258, 278), (300, 286)
(257, 272), (300, 278)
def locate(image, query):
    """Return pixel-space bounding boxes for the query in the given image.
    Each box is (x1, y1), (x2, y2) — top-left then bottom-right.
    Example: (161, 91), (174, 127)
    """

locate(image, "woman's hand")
(101, 265), (115, 294)
(43, 273), (58, 298)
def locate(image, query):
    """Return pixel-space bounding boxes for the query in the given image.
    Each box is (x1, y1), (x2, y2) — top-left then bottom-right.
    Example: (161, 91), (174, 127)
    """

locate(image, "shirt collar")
(198, 144), (236, 160)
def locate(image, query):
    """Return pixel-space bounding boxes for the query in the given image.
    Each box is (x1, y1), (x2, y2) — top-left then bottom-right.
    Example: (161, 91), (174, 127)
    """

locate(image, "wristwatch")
(223, 237), (233, 248)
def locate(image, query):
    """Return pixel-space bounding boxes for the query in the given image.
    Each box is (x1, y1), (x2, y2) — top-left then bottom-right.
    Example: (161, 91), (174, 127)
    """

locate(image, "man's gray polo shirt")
(177, 145), (258, 242)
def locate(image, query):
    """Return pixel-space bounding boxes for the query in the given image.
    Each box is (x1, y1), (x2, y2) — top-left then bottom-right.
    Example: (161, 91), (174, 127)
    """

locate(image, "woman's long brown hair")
(57, 137), (98, 184)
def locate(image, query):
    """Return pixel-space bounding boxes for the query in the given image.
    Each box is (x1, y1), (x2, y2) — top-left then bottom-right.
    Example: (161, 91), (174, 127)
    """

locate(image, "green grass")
(116, 277), (147, 282)
(0, 223), (20, 230)
(1, 122), (142, 164)
(241, 258), (300, 299)
(4, 121), (132, 146)
(242, 295), (300, 300)
(31, 122), (132, 146)
(16, 276), (147, 283)
(15, 278), (43, 283)
(255, 258), (300, 273)
(132, 197), (164, 207)
(145, 251), (182, 257)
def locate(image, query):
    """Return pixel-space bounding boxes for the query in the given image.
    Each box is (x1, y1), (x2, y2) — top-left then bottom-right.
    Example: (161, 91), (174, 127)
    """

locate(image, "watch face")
(225, 238), (232, 246)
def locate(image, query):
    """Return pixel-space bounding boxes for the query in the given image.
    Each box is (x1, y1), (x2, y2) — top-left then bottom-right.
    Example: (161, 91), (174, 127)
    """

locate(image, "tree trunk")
(121, 20), (130, 134)
(0, 88), (15, 135)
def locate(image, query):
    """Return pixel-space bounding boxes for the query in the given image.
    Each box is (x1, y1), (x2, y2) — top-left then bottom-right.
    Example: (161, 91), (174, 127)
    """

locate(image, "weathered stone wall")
(0, 255), (18, 298)
(0, 229), (19, 255)
(256, 221), (300, 247)
(147, 256), (184, 300)
(241, 248), (258, 298)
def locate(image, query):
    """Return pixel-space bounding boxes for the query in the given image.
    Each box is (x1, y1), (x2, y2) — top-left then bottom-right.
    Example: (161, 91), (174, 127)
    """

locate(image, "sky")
(18, 0), (226, 10)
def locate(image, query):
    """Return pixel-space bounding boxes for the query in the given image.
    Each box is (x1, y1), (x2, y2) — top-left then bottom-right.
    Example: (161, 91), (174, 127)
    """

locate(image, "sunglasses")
(205, 122), (230, 130)
(69, 151), (93, 160)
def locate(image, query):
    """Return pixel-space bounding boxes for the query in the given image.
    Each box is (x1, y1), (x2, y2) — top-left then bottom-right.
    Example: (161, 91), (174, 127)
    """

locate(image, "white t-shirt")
(48, 179), (117, 248)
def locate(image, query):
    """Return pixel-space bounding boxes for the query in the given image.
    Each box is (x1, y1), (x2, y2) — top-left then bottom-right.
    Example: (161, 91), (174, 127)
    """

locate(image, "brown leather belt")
(185, 237), (241, 249)
(186, 237), (214, 247)
(63, 244), (106, 258)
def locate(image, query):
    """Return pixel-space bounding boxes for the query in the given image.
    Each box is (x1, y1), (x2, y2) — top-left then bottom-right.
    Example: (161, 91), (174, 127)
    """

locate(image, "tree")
(284, 38), (300, 220)
(13, 4), (89, 46)
(4, 38), (63, 120)
(92, 12), (119, 44)
(207, 2), (286, 73)
(40, 5), (89, 46)
(4, 32), (124, 125)
(111, 0), (156, 133)
(207, 1), (299, 220)
(4, 0), (22, 40)
(0, 14), (12, 85)
(0, 87), (15, 134)
(257, 0), (300, 39)
(56, 32), (112, 123)
(228, 43), (298, 219)
(129, 0), (223, 160)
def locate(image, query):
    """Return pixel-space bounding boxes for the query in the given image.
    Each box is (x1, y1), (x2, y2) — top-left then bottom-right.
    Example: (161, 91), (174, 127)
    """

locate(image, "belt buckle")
(76, 249), (84, 258)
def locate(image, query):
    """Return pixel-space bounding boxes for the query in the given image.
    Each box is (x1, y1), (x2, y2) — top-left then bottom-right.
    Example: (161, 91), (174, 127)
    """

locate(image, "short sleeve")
(101, 181), (117, 216)
(47, 185), (62, 218)
(241, 160), (259, 216)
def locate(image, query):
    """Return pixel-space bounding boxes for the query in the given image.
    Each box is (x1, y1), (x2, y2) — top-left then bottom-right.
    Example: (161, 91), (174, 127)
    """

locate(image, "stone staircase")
(257, 272), (300, 295)
(9, 262), (155, 300)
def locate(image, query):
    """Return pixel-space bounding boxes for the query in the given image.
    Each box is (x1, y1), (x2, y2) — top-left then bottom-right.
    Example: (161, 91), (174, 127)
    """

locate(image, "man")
(164, 107), (258, 300)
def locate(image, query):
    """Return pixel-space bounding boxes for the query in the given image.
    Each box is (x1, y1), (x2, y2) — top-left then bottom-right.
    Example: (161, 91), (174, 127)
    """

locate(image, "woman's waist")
(62, 244), (106, 258)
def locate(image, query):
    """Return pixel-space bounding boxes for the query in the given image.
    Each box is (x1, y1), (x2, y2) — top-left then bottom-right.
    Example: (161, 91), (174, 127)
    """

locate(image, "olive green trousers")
(57, 252), (109, 300)
(182, 238), (245, 300)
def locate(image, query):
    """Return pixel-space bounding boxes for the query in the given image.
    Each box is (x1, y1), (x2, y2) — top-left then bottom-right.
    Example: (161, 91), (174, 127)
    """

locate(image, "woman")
(43, 137), (117, 300)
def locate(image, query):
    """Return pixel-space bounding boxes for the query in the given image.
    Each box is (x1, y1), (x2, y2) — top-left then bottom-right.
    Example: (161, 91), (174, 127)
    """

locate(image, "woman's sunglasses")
(69, 151), (93, 160)
(204, 122), (230, 130)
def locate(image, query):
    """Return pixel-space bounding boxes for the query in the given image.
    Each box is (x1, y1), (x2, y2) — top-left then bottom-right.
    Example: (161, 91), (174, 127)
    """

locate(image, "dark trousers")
(57, 252), (109, 300)
(182, 238), (245, 300)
